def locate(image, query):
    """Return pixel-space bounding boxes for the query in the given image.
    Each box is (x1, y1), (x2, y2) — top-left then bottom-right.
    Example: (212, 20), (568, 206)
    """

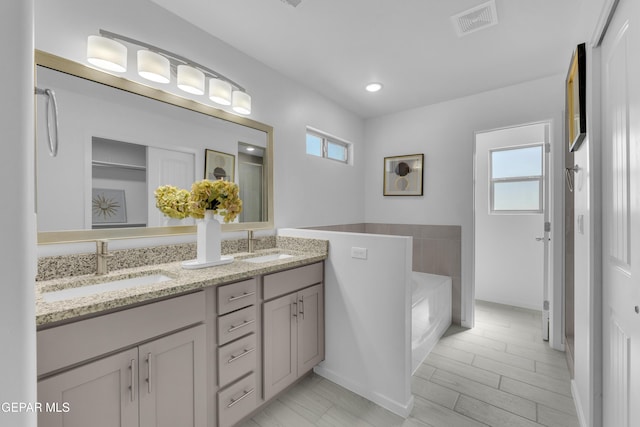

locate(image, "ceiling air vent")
(281, 0), (302, 7)
(451, 0), (498, 37)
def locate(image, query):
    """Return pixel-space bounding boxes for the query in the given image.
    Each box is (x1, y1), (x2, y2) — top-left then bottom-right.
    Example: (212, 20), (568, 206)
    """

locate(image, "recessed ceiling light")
(365, 82), (383, 92)
(246, 147), (255, 152)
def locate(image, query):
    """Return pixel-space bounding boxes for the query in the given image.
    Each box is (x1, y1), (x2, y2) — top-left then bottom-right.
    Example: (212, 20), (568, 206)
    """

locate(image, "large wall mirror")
(35, 50), (273, 244)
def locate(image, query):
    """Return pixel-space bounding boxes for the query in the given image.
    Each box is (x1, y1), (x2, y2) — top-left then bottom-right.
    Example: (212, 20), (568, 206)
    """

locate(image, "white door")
(601, 0), (640, 425)
(147, 147), (195, 227)
(474, 123), (549, 318)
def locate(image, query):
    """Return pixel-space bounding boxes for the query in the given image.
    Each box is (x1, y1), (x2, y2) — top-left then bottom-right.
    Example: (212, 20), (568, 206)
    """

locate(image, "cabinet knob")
(635, 306), (639, 314)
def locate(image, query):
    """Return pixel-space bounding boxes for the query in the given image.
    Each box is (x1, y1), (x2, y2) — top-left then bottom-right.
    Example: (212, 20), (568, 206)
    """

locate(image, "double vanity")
(35, 239), (327, 427)
(33, 48), (319, 426)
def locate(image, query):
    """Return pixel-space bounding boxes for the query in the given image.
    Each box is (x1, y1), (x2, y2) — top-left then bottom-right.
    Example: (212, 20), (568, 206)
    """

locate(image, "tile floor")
(238, 300), (579, 427)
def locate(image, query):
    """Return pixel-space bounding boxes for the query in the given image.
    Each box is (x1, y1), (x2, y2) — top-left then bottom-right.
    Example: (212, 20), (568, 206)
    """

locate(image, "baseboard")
(313, 365), (414, 418)
(571, 379), (588, 427)
(565, 335), (575, 378)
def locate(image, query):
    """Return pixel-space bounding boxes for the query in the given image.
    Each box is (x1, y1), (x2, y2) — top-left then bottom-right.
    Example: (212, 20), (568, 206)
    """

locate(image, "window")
(490, 145), (543, 213)
(306, 128), (350, 164)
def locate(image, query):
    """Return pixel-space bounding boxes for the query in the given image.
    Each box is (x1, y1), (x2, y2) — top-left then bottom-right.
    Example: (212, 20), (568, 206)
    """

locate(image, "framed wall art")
(205, 149), (235, 181)
(92, 188), (127, 224)
(383, 153), (424, 196)
(566, 43), (586, 152)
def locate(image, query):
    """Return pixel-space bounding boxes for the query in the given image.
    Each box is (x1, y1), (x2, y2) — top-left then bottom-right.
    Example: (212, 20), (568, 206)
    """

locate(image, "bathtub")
(411, 271), (452, 373)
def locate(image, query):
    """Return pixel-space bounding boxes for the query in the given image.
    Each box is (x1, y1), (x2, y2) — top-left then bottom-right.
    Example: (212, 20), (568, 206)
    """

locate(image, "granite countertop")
(36, 245), (327, 327)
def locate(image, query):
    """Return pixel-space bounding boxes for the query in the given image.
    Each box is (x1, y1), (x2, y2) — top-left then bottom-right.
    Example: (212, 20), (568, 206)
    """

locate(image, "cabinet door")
(263, 292), (298, 400)
(138, 325), (207, 427)
(297, 284), (325, 375)
(38, 348), (138, 427)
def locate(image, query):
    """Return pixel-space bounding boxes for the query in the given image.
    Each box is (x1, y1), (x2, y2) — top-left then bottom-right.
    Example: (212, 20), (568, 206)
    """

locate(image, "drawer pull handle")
(228, 319), (256, 333)
(299, 296), (305, 320)
(228, 347), (255, 364)
(228, 291), (256, 302)
(227, 387), (255, 408)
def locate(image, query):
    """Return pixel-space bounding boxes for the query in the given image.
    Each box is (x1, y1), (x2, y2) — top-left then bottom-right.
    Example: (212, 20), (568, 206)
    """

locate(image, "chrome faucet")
(247, 230), (259, 253)
(96, 239), (112, 275)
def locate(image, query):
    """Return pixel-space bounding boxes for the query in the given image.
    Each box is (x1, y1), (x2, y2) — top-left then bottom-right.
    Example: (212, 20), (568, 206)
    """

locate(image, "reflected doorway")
(238, 142), (266, 223)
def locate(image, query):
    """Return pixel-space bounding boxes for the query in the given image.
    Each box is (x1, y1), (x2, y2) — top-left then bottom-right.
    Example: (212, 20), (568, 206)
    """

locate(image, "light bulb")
(137, 50), (170, 84)
(87, 35), (127, 72)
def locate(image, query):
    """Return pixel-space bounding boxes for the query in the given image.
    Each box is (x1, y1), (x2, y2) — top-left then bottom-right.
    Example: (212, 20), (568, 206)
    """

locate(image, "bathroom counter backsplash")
(36, 236), (328, 326)
(37, 235), (273, 281)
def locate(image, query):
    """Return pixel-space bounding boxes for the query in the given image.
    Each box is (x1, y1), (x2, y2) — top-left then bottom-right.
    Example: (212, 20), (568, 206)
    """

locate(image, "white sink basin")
(42, 273), (173, 303)
(244, 253), (294, 263)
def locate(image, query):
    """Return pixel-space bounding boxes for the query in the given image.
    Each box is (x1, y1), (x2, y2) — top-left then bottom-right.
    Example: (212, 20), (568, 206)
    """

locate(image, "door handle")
(535, 237), (550, 241)
(146, 352), (152, 394)
(129, 359), (136, 402)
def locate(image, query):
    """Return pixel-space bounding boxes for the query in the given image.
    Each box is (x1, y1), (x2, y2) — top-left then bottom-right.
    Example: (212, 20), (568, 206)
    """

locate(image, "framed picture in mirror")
(205, 149), (235, 181)
(92, 188), (127, 225)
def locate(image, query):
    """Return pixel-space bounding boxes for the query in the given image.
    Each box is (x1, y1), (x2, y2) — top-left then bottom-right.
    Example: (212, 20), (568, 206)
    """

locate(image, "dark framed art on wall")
(383, 153), (424, 196)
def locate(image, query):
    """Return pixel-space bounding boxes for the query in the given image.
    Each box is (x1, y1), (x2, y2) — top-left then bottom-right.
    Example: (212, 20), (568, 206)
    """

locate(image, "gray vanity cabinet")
(37, 292), (207, 427)
(296, 284), (325, 375)
(38, 347), (139, 427)
(36, 261), (326, 427)
(216, 278), (258, 427)
(138, 326), (207, 427)
(38, 325), (206, 427)
(263, 263), (324, 401)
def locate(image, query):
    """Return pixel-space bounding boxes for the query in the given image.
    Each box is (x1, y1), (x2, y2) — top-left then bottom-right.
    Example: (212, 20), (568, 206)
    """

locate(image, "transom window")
(490, 145), (543, 213)
(306, 128), (350, 164)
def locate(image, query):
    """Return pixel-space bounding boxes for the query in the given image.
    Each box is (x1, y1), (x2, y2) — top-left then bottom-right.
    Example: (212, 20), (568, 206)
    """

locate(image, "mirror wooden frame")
(35, 50), (274, 244)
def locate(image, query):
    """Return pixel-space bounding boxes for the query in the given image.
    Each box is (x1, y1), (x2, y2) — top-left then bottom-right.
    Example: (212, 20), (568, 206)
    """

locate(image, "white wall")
(279, 228), (414, 417)
(364, 75), (565, 327)
(0, 1), (37, 426)
(34, 0), (366, 246)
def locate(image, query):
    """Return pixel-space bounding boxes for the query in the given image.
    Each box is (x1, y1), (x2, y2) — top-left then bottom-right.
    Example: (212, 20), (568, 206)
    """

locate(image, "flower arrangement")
(154, 185), (191, 219)
(155, 179), (242, 223)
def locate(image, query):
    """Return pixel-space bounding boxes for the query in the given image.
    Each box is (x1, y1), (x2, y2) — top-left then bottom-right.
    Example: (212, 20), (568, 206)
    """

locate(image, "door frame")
(471, 120), (562, 349)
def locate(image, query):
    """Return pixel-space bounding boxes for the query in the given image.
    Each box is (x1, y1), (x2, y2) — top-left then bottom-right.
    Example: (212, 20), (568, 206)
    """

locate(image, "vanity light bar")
(86, 29), (251, 114)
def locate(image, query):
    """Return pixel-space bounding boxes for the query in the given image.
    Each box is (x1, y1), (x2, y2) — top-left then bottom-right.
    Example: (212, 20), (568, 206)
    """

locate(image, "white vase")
(182, 210), (233, 269)
(196, 210), (222, 264)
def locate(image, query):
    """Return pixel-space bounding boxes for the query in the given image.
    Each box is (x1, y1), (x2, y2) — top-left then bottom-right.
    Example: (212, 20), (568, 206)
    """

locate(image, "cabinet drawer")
(218, 278), (257, 315)
(37, 291), (205, 376)
(218, 334), (256, 387)
(263, 262), (323, 300)
(217, 373), (256, 427)
(218, 305), (256, 345)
